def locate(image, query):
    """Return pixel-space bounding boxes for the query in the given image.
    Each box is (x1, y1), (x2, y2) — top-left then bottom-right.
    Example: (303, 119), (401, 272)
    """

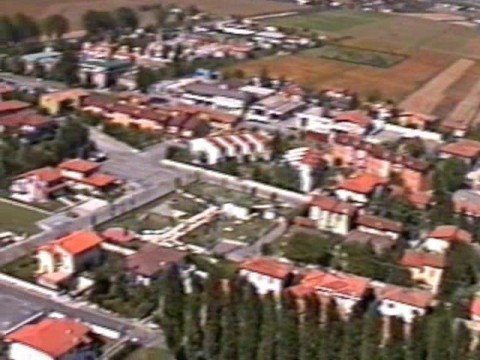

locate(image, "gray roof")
(452, 189), (480, 204)
(183, 83), (253, 102)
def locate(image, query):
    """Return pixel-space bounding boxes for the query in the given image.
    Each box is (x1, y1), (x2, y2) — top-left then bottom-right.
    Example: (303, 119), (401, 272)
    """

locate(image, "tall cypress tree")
(238, 283), (261, 360)
(299, 297), (319, 360)
(161, 265), (185, 353)
(426, 310), (451, 360)
(257, 293), (277, 360)
(203, 279), (223, 360)
(184, 278), (204, 360)
(277, 295), (300, 360)
(360, 314), (381, 360)
(219, 289), (238, 360)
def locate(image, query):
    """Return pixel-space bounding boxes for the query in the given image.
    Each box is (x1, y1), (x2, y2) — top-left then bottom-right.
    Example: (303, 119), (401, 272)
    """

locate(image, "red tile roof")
(5, 319), (92, 358)
(126, 244), (187, 277)
(300, 148), (326, 169)
(378, 285), (435, 309)
(290, 271), (370, 299)
(356, 214), (403, 233)
(335, 111), (372, 128)
(58, 159), (100, 174)
(0, 100), (30, 114)
(400, 250), (447, 269)
(22, 167), (62, 184)
(102, 227), (136, 243)
(40, 231), (102, 256)
(427, 225), (473, 244)
(310, 194), (357, 216)
(239, 258), (293, 279)
(439, 140), (480, 159)
(338, 174), (388, 195)
(81, 173), (117, 188)
(470, 298), (480, 317)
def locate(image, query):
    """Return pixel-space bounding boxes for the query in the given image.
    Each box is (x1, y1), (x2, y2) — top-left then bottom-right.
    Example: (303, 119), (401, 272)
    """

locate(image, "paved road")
(0, 282), (164, 347)
(0, 72), (66, 91)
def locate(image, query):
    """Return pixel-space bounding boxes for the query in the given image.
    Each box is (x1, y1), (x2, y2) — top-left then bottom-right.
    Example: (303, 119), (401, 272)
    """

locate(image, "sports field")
(228, 10), (480, 102)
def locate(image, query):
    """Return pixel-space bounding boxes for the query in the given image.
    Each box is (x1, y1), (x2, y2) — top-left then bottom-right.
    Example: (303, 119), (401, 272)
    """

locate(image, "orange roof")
(310, 195), (357, 216)
(440, 140), (480, 159)
(5, 319), (92, 358)
(300, 148), (326, 168)
(427, 225), (472, 244)
(378, 285), (435, 309)
(42, 89), (89, 102)
(470, 298), (480, 317)
(290, 271), (370, 299)
(239, 258), (293, 279)
(400, 250), (447, 269)
(22, 167), (62, 183)
(356, 214), (403, 233)
(338, 174), (388, 194)
(0, 100), (30, 114)
(40, 231), (102, 256)
(58, 159), (99, 174)
(81, 173), (117, 188)
(335, 111), (372, 128)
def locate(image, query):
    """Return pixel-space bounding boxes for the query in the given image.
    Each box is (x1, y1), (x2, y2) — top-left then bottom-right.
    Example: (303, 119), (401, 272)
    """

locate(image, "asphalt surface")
(0, 281), (164, 347)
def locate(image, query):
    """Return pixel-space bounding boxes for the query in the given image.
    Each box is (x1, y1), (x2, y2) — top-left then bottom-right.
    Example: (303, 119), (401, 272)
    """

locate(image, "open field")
(302, 45), (406, 68)
(229, 49), (455, 101)
(400, 58), (475, 114)
(227, 10), (480, 102)
(0, 0), (301, 30)
(0, 200), (46, 234)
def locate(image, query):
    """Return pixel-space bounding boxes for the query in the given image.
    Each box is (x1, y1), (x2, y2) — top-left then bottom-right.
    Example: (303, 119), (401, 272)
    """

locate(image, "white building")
(283, 147), (326, 193)
(238, 258), (293, 295)
(5, 318), (96, 360)
(377, 285), (436, 323)
(189, 132), (271, 165)
(246, 94), (305, 123)
(422, 225), (472, 253)
(308, 195), (357, 235)
(335, 173), (387, 204)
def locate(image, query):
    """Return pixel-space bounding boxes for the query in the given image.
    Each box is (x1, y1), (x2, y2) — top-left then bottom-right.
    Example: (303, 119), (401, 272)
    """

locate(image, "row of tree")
(0, 13), (69, 43)
(159, 267), (480, 360)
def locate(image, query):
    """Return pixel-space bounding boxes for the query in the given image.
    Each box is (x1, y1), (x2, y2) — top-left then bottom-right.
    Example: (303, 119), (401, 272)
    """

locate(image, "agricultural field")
(302, 46), (406, 68)
(0, 0), (301, 30)
(229, 10), (480, 102)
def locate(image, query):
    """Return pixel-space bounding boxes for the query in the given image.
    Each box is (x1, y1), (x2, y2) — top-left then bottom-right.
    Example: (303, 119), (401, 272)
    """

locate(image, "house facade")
(308, 195), (357, 235)
(238, 258), (294, 295)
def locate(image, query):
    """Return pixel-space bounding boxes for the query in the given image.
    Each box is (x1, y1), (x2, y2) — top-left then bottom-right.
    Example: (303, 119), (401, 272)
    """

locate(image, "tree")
(136, 66), (157, 92)
(54, 49), (78, 86)
(155, 5), (169, 27)
(257, 293), (277, 360)
(219, 289), (238, 360)
(203, 280), (222, 360)
(237, 283), (261, 360)
(360, 314), (381, 360)
(42, 14), (69, 39)
(426, 310), (452, 360)
(299, 297), (319, 360)
(184, 278), (204, 360)
(434, 158), (468, 195)
(276, 296), (299, 360)
(161, 265), (185, 352)
(0, 16), (16, 43)
(12, 13), (39, 41)
(115, 7), (138, 30)
(82, 10), (116, 34)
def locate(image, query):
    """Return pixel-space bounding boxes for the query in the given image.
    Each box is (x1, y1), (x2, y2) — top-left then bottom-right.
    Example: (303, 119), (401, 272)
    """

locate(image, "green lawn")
(0, 201), (47, 234)
(124, 348), (174, 360)
(264, 10), (384, 33)
(1, 254), (37, 282)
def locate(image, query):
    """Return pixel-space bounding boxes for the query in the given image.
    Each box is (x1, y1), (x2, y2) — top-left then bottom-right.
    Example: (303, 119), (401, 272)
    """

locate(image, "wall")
(378, 299), (426, 323)
(239, 269), (283, 295)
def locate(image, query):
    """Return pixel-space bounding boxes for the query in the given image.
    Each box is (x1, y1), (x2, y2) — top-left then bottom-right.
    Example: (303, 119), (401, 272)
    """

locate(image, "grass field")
(228, 10), (480, 102)
(0, 0), (301, 30)
(0, 200), (46, 234)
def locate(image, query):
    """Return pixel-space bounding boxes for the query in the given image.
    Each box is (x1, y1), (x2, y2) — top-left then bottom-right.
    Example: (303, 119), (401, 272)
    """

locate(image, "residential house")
(334, 111), (373, 135)
(36, 231), (103, 289)
(181, 82), (253, 115)
(377, 285), (436, 323)
(422, 225), (473, 253)
(295, 106), (333, 132)
(441, 118), (470, 137)
(288, 270), (371, 319)
(10, 167), (65, 203)
(40, 89), (90, 115)
(308, 195), (357, 235)
(439, 140), (480, 165)
(397, 112), (439, 130)
(0, 100), (30, 116)
(5, 319), (96, 360)
(335, 173), (388, 204)
(283, 147), (327, 192)
(246, 94), (305, 123)
(399, 250), (447, 294)
(125, 244), (188, 286)
(345, 230), (396, 255)
(0, 110), (57, 142)
(21, 48), (61, 74)
(355, 214), (403, 240)
(238, 258), (294, 295)
(453, 189), (480, 218)
(189, 132), (271, 165)
(79, 59), (132, 88)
